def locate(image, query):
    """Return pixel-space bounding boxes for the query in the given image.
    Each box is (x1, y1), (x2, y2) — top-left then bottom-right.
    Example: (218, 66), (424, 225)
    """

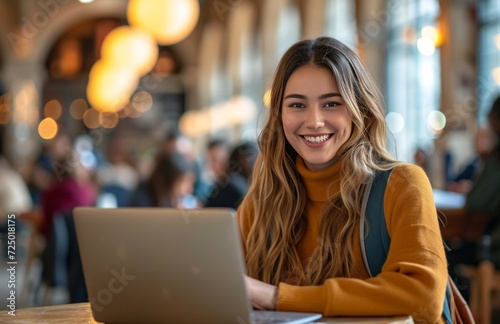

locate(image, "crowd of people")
(0, 125), (258, 304)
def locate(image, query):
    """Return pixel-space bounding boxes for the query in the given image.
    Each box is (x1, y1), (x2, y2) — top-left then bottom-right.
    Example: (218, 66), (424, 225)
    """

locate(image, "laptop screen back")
(74, 207), (253, 324)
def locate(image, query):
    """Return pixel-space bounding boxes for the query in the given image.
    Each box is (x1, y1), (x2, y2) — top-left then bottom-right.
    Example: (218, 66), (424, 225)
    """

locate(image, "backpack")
(361, 169), (475, 324)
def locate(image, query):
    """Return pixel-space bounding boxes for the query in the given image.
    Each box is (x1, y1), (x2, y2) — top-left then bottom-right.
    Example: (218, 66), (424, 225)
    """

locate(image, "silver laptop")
(73, 207), (322, 324)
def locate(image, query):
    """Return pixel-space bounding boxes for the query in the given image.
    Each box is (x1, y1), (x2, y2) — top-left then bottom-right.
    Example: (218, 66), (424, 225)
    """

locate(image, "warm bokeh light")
(385, 112), (405, 134)
(38, 118), (58, 140)
(417, 37), (435, 56)
(122, 104), (142, 119)
(101, 26), (159, 76)
(52, 38), (82, 78)
(99, 112), (119, 129)
(87, 60), (139, 112)
(180, 96), (257, 137)
(13, 81), (39, 126)
(421, 25), (442, 46)
(0, 100), (10, 125)
(70, 98), (88, 120)
(493, 67), (500, 85)
(44, 99), (63, 120)
(131, 91), (153, 112)
(495, 34), (500, 50)
(127, 0), (199, 45)
(83, 108), (100, 129)
(263, 89), (271, 108)
(427, 110), (446, 132)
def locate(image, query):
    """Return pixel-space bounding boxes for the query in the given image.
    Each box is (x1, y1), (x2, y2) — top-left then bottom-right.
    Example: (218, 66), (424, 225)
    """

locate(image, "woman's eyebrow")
(318, 92), (342, 100)
(283, 92), (342, 100)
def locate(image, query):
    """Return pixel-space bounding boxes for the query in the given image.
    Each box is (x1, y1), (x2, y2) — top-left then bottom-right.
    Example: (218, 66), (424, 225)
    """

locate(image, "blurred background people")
(204, 139), (230, 186)
(39, 152), (97, 240)
(97, 137), (139, 207)
(37, 149), (98, 304)
(447, 126), (496, 194)
(128, 151), (198, 208)
(194, 139), (230, 203)
(30, 130), (71, 206)
(445, 94), (500, 301)
(463, 95), (500, 221)
(203, 141), (258, 210)
(413, 146), (432, 179)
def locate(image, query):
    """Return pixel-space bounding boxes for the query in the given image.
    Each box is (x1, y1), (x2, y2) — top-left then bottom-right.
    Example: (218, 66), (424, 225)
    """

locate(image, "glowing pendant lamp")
(87, 60), (139, 113)
(127, 0), (200, 45)
(101, 26), (159, 76)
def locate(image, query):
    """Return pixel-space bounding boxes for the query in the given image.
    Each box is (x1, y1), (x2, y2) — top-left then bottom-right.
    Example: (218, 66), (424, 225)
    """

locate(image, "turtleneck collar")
(296, 155), (343, 202)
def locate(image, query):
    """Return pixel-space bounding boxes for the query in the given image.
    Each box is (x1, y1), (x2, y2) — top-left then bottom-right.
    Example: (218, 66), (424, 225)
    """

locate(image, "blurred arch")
(31, 0), (127, 64)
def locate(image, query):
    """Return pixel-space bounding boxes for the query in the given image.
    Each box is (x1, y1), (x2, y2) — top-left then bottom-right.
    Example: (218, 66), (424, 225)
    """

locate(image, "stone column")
(355, 0), (389, 90)
(1, 58), (47, 172)
(302, 0), (326, 39)
(433, 0), (478, 188)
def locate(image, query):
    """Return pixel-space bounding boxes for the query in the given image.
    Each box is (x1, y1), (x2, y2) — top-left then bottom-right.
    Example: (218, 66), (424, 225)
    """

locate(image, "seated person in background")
(128, 152), (198, 208)
(196, 139), (230, 203)
(38, 148), (97, 304)
(413, 146), (432, 179)
(229, 141), (259, 182)
(447, 126), (495, 193)
(30, 129), (71, 205)
(238, 37), (448, 322)
(204, 141), (258, 210)
(444, 94), (500, 297)
(40, 152), (97, 240)
(204, 139), (230, 185)
(97, 138), (139, 207)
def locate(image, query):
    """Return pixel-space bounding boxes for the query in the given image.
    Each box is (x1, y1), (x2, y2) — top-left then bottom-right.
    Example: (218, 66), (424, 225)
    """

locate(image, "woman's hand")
(244, 275), (278, 310)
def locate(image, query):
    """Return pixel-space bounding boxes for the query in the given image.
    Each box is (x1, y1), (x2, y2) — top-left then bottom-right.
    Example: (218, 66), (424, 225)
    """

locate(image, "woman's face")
(281, 65), (353, 171)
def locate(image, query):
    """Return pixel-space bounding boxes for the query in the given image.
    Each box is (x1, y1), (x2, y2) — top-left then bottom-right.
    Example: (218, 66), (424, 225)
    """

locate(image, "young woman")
(238, 37), (448, 323)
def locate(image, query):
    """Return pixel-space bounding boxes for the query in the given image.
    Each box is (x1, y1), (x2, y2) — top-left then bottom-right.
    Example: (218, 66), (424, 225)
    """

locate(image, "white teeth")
(303, 135), (330, 143)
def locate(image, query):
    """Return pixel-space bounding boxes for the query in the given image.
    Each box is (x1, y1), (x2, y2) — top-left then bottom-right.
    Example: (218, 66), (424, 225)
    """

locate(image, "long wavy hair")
(239, 37), (398, 286)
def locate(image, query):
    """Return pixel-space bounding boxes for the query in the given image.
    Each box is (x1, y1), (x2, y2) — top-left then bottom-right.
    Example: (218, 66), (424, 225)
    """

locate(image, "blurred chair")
(439, 208), (489, 242)
(458, 260), (500, 324)
(440, 208), (491, 319)
(457, 234), (500, 324)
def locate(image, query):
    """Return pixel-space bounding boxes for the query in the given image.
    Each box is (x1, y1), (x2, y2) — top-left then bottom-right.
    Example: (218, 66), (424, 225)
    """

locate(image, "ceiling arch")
(29, 0), (127, 63)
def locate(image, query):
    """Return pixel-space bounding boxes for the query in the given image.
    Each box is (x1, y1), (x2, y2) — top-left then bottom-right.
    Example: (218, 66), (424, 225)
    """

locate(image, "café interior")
(0, 0), (499, 323)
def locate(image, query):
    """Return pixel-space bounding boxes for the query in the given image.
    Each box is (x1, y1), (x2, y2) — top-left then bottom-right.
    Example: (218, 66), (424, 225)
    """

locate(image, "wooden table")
(0, 303), (413, 323)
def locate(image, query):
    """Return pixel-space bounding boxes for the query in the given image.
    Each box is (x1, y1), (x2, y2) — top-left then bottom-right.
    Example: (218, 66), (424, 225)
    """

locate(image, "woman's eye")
(289, 103), (305, 108)
(324, 102), (340, 108)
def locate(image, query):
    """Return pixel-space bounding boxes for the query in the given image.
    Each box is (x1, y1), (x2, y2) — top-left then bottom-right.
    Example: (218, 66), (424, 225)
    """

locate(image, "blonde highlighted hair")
(239, 37), (398, 285)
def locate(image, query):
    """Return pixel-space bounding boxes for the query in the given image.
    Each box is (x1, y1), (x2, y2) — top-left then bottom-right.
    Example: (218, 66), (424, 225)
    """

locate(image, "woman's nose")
(305, 109), (325, 129)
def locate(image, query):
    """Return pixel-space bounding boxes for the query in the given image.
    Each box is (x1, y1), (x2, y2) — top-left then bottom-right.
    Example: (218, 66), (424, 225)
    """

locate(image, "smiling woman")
(237, 37), (453, 323)
(281, 65), (353, 171)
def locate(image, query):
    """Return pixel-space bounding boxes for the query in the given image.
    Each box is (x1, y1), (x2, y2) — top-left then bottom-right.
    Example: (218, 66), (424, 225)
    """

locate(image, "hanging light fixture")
(127, 0), (200, 45)
(87, 60), (139, 113)
(101, 26), (159, 76)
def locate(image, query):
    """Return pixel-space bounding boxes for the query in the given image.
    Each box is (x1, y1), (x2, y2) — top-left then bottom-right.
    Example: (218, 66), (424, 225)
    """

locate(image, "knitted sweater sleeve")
(276, 164), (448, 323)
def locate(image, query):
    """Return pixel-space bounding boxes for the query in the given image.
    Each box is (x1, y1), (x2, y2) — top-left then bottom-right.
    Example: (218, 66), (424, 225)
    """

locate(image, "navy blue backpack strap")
(361, 168), (453, 324)
(360, 169), (392, 276)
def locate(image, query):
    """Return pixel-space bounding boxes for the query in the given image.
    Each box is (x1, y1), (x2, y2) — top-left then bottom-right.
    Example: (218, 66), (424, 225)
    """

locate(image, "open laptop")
(73, 207), (322, 324)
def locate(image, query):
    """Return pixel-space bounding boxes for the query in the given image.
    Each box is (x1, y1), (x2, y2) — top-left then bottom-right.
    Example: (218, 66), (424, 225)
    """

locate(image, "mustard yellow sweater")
(238, 157), (448, 323)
